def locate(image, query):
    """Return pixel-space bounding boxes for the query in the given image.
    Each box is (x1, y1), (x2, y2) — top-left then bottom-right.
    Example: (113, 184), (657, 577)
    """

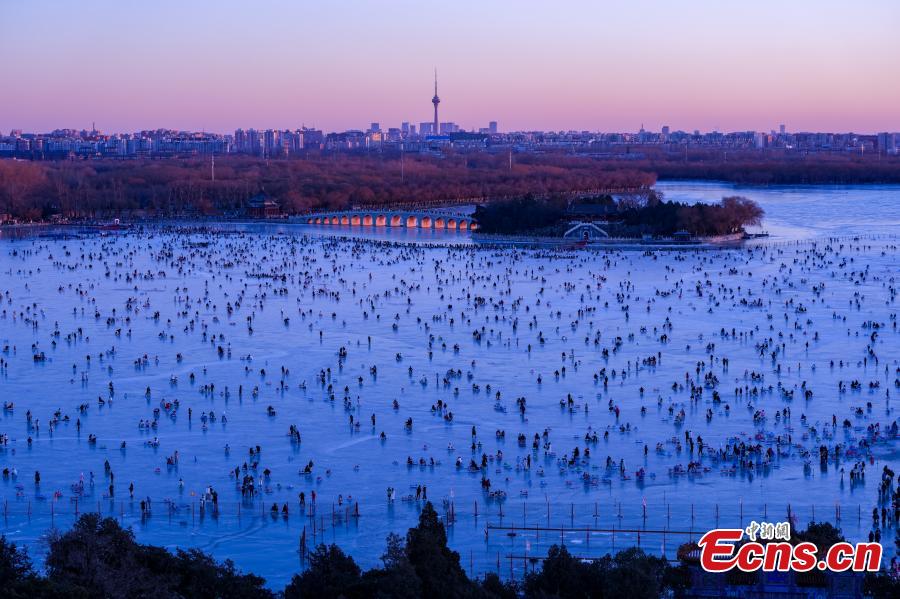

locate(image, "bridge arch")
(306, 211), (475, 231)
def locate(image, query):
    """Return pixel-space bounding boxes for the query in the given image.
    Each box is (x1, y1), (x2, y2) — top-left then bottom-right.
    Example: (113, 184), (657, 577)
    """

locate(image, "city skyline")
(3, 1), (899, 134)
(6, 123), (897, 160)
(6, 122), (900, 138)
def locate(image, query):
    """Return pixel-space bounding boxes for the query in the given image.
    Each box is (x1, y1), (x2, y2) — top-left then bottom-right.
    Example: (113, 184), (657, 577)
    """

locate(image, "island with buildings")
(471, 192), (764, 245)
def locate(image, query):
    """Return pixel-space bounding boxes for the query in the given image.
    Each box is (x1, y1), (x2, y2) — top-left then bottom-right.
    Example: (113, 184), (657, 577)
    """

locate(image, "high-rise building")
(401, 122), (410, 135)
(247, 129), (261, 155)
(420, 122), (433, 136)
(370, 122), (380, 132)
(432, 69), (440, 137)
(283, 129), (304, 153)
(302, 128), (324, 149)
(779, 124), (786, 135)
(878, 132), (896, 154)
(754, 132), (766, 149)
(264, 129), (277, 155)
(489, 121), (498, 134)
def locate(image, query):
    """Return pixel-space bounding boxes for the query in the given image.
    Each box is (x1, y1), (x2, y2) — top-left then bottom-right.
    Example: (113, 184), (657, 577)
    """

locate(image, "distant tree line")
(600, 147), (900, 184)
(2, 148), (897, 222)
(0, 154), (655, 221)
(1, 507), (897, 598)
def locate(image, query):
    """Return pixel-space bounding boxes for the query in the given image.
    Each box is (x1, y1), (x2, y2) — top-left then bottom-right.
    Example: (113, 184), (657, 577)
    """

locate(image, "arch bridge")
(302, 209), (478, 231)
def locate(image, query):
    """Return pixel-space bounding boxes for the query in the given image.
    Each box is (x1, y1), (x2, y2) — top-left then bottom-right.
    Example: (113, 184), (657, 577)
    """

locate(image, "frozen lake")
(1, 182), (898, 587)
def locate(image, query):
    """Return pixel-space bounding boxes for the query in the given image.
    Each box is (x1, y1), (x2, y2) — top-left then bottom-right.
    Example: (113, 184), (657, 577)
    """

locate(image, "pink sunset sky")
(2, 0), (899, 134)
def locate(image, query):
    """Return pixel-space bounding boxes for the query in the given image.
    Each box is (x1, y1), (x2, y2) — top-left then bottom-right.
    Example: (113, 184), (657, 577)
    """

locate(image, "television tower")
(432, 69), (440, 136)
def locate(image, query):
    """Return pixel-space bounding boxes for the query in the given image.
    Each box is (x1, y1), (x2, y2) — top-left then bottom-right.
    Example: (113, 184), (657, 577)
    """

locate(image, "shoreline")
(470, 231), (747, 249)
